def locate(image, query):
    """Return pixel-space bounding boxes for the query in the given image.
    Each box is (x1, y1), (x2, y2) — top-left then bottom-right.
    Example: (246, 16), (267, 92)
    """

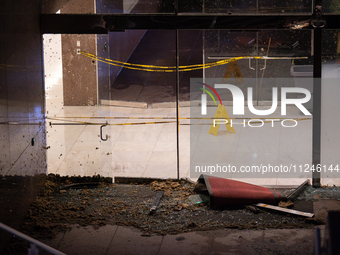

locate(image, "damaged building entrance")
(4, 0), (340, 254)
(40, 0), (340, 189)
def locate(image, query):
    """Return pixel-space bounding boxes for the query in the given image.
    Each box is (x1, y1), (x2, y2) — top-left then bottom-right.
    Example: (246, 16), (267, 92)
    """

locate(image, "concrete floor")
(34, 193), (340, 255)
(39, 225), (321, 255)
(5, 179), (340, 255)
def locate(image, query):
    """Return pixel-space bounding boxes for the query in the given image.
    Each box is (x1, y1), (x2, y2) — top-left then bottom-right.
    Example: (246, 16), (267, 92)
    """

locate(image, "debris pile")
(15, 174), (328, 242)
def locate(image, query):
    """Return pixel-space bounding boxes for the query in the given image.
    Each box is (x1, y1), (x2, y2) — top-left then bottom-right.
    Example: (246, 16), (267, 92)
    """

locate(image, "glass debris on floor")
(11, 174), (336, 244)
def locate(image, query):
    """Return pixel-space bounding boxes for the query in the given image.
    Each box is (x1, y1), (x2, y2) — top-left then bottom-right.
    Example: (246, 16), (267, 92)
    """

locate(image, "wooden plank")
(254, 203), (314, 218)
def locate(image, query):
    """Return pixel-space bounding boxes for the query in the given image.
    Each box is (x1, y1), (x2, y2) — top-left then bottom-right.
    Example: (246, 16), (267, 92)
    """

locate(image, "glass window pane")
(321, 30), (340, 186)
(96, 0), (175, 14)
(179, 0), (312, 14)
(258, 0), (312, 13)
(41, 0), (175, 14)
(42, 0), (313, 14)
(323, 0), (340, 13)
(107, 30), (178, 178)
(45, 30), (179, 179)
(190, 29), (313, 185)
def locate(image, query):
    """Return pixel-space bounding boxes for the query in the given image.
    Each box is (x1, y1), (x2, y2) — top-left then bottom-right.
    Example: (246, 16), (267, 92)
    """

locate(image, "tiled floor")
(33, 198), (340, 255)
(39, 224), (322, 255)
(43, 33), (340, 186)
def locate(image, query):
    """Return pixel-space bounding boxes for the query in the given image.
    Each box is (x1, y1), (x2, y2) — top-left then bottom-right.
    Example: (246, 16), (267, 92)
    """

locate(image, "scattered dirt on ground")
(5, 175), (340, 254)
(12, 174), (330, 244)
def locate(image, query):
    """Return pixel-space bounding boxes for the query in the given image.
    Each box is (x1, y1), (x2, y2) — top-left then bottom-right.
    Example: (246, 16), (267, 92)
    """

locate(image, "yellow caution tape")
(47, 117), (311, 126)
(48, 116), (312, 120)
(80, 51), (262, 72)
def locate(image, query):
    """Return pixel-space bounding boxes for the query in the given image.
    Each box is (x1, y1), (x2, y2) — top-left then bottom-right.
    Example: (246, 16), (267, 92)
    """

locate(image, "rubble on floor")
(14, 174), (333, 242)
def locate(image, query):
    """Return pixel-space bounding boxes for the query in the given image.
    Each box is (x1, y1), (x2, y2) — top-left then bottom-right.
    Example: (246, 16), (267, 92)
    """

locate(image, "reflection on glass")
(179, 0), (312, 14)
(41, 0), (176, 14)
(322, 30), (340, 57)
(203, 0), (256, 13)
(203, 30), (312, 102)
(110, 30), (176, 103)
(193, 29), (313, 182)
(190, 78), (313, 180)
(321, 30), (340, 185)
(258, 0), (312, 13)
(96, 0), (175, 14)
(323, 0), (340, 13)
(179, 30), (203, 102)
(107, 30), (178, 178)
(41, 0), (314, 14)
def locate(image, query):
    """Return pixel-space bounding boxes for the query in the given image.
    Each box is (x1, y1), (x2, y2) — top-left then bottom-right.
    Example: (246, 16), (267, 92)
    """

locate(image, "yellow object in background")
(223, 61), (244, 84)
(209, 104), (235, 136)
